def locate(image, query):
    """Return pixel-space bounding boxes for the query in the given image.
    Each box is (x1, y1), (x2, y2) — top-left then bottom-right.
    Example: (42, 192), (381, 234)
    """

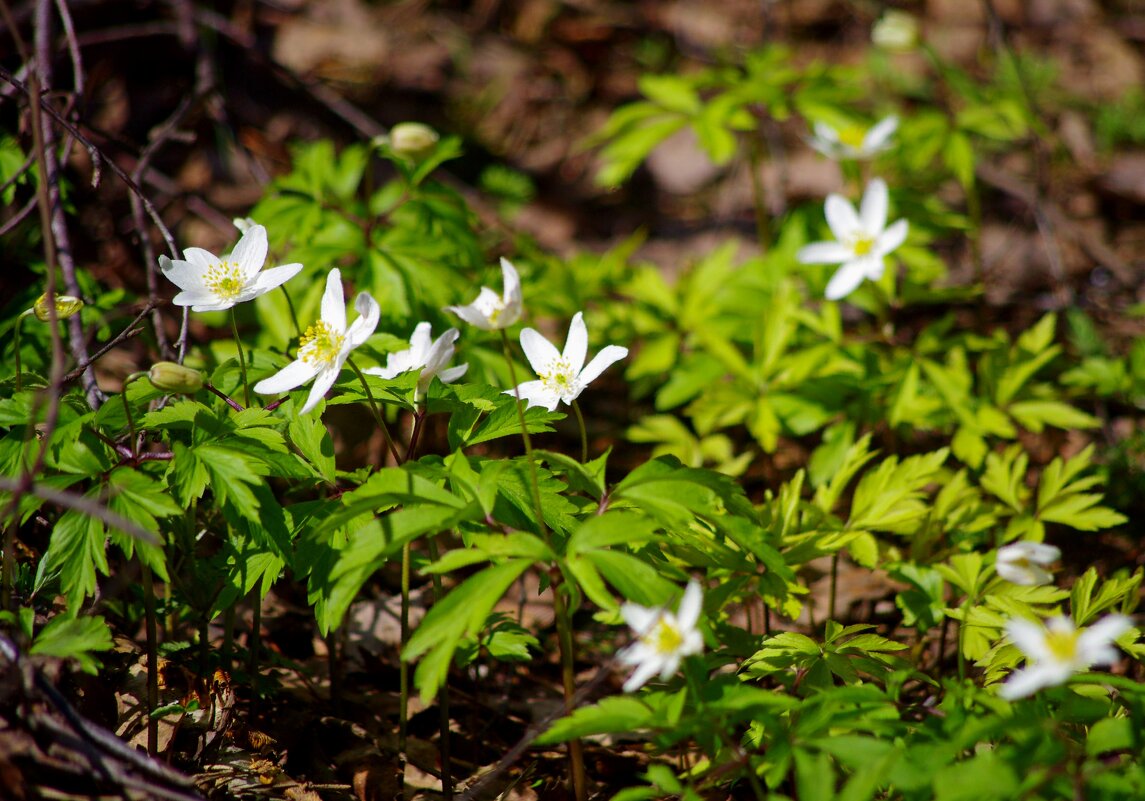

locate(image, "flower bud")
(386, 122), (439, 160)
(872, 10), (919, 53)
(33, 293), (84, 322)
(148, 362), (204, 394)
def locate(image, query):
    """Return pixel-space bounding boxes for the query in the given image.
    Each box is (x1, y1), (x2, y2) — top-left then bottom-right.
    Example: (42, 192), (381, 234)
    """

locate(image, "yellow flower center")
(839, 126), (867, 149)
(204, 261), (245, 300)
(852, 236), (875, 256)
(488, 303), (504, 325)
(1045, 627), (1080, 663)
(643, 618), (685, 655)
(540, 359), (576, 395)
(298, 321), (345, 367)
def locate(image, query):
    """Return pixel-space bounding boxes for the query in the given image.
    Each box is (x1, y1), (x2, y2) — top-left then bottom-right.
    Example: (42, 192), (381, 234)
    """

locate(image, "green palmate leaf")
(36, 509), (108, 606)
(794, 748), (836, 801)
(30, 614), (113, 674)
(318, 500), (481, 633)
(287, 412), (336, 483)
(535, 448), (608, 500)
(583, 549), (678, 607)
(1071, 567), (1143, 624)
(535, 696), (656, 745)
(980, 445), (1029, 512)
(1007, 399), (1100, 433)
(846, 449), (948, 534)
(406, 559), (532, 701)
(1034, 445), (1127, 532)
(813, 434), (877, 514)
(568, 511), (658, 554)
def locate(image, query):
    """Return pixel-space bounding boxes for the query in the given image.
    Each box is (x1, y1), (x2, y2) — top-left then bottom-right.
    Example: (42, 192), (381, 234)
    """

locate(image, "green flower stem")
(279, 284), (303, 344)
(13, 309), (32, 392)
(230, 309), (251, 409)
(425, 536), (454, 800)
(745, 127), (771, 254)
(500, 329), (587, 801)
(140, 561), (159, 757)
(347, 357), (401, 465)
(551, 575), (589, 801)
(571, 399), (588, 464)
(121, 373), (146, 458)
(399, 538), (412, 789)
(957, 594), (972, 681)
(828, 552), (839, 622)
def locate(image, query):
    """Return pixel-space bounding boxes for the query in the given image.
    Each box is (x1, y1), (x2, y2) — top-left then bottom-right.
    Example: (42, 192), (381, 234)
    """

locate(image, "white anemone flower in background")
(506, 312), (628, 412)
(808, 115), (898, 161)
(999, 614), (1134, 700)
(365, 322), (468, 400)
(253, 268), (379, 414)
(995, 541), (1061, 586)
(445, 258), (523, 331)
(797, 177), (909, 301)
(619, 581), (705, 692)
(160, 221), (302, 312)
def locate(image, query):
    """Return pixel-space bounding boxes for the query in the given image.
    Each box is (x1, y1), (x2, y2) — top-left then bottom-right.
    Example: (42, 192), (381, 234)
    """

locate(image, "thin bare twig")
(0, 478), (158, 546)
(35, 0), (104, 409)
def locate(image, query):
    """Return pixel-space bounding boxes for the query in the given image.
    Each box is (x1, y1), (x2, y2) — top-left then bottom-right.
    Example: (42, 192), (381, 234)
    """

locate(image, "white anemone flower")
(365, 322), (468, 400)
(995, 541), (1061, 586)
(506, 312), (628, 412)
(1000, 614), (1134, 700)
(809, 115), (898, 161)
(797, 177), (909, 301)
(445, 258), (522, 331)
(253, 268), (379, 414)
(619, 581), (705, 692)
(160, 222), (302, 312)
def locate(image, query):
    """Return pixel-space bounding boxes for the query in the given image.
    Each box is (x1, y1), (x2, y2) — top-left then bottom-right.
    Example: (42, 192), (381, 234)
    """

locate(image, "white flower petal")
(446, 300), (493, 330)
(231, 224), (268, 280)
(520, 328), (561, 375)
(437, 364), (469, 384)
(1077, 615), (1133, 659)
(254, 358), (320, 395)
(563, 313), (589, 375)
(505, 380), (558, 411)
(249, 262), (304, 296)
(797, 241), (854, 265)
(860, 178), (889, 233)
(622, 656), (663, 692)
(300, 365), (341, 414)
(1006, 617), (1054, 663)
(500, 258), (523, 325)
(676, 581), (704, 631)
(578, 345), (628, 388)
(171, 289), (221, 310)
(160, 256), (209, 291)
(824, 194), (861, 240)
(345, 292), (381, 349)
(864, 115), (898, 151)
(621, 603), (658, 634)
(824, 260), (869, 301)
(874, 219), (909, 257)
(999, 664), (1059, 700)
(321, 269), (346, 333)
(182, 247), (219, 270)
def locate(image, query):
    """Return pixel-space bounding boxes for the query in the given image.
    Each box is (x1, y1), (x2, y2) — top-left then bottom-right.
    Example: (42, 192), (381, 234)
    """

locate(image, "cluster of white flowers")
(799, 114), (908, 302)
(162, 223), (628, 416)
(991, 539), (1134, 698)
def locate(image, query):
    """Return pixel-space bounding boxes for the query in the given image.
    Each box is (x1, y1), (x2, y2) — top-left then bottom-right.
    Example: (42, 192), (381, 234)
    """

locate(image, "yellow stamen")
(539, 358), (575, 394)
(1045, 627), (1080, 663)
(839, 126), (867, 149)
(204, 260), (245, 300)
(852, 236), (875, 256)
(298, 320), (345, 367)
(643, 618), (684, 655)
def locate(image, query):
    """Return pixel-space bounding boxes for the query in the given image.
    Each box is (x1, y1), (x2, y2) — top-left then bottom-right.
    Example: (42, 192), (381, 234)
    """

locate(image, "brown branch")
(36, 0), (105, 409)
(0, 477), (159, 546)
